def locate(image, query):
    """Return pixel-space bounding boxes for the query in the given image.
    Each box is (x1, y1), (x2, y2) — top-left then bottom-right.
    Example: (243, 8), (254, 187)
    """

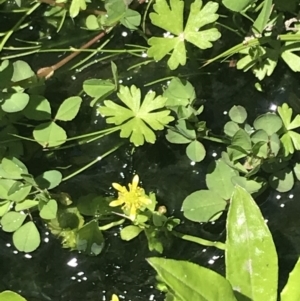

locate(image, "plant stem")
(172, 230), (226, 250)
(62, 143), (123, 182)
(99, 219), (125, 231)
(0, 2), (41, 51)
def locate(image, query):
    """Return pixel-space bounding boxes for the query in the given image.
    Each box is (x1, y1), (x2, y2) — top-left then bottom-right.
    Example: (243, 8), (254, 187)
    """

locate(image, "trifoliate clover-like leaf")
(148, 0), (221, 70)
(98, 85), (174, 146)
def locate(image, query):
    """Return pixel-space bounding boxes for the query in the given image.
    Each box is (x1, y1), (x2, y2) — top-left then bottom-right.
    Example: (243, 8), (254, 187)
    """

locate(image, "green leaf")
(224, 121), (240, 137)
(1, 93), (29, 113)
(35, 170), (62, 190)
(55, 96), (82, 121)
(281, 257), (300, 301)
(39, 199), (58, 220)
(231, 176), (263, 194)
(99, 85), (174, 146)
(86, 15), (100, 30)
(281, 132), (294, 156)
(33, 121), (67, 148)
(252, 0), (273, 34)
(23, 95), (51, 120)
(12, 60), (35, 82)
(231, 129), (252, 151)
(83, 79), (115, 106)
(166, 129), (191, 144)
(77, 220), (104, 256)
(269, 168), (294, 192)
(121, 9), (141, 30)
(148, 0), (220, 70)
(0, 157), (28, 179)
(282, 50), (300, 72)
(206, 159), (238, 200)
(293, 163), (300, 181)
(229, 105), (247, 124)
(13, 221), (41, 252)
(0, 179), (31, 202)
(120, 225), (143, 241)
(0, 291), (27, 301)
(69, 0), (86, 18)
(1, 211), (26, 232)
(163, 77), (196, 108)
(182, 189), (226, 222)
(145, 227), (163, 253)
(289, 131), (300, 150)
(0, 201), (11, 217)
(226, 186), (278, 301)
(269, 133), (280, 156)
(251, 130), (268, 158)
(186, 140), (206, 162)
(253, 113), (282, 136)
(15, 199), (39, 211)
(147, 258), (238, 301)
(222, 0), (254, 12)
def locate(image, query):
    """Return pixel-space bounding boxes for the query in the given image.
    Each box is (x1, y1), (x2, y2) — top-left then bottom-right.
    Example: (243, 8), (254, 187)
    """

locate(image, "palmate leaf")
(148, 0), (221, 70)
(99, 85), (174, 146)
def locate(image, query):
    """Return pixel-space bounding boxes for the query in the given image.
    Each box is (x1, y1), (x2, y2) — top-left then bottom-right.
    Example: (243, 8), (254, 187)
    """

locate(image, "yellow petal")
(112, 182), (126, 192)
(128, 205), (137, 221)
(131, 174), (139, 190)
(111, 294), (119, 301)
(109, 199), (124, 207)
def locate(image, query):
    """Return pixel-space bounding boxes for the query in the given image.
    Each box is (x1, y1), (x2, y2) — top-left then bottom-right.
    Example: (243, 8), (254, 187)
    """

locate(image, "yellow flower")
(109, 174), (152, 221)
(111, 294), (119, 301)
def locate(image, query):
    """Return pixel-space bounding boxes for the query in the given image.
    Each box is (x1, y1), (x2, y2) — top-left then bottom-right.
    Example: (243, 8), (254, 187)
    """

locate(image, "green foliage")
(222, 0), (254, 12)
(281, 258), (300, 301)
(99, 85), (174, 146)
(147, 0), (221, 69)
(69, 0), (87, 18)
(0, 291), (27, 301)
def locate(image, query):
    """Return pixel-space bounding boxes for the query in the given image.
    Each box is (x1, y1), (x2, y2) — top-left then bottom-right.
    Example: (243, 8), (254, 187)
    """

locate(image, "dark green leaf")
(23, 95), (51, 120)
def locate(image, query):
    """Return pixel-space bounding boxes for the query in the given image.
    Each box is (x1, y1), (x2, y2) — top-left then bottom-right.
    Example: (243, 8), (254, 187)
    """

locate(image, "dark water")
(1, 6), (300, 301)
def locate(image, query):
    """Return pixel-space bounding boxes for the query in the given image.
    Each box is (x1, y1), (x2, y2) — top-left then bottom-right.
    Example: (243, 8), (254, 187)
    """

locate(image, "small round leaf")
(253, 113), (282, 136)
(35, 170), (62, 190)
(229, 105), (247, 124)
(1, 212), (26, 232)
(1, 93), (29, 113)
(186, 140), (206, 162)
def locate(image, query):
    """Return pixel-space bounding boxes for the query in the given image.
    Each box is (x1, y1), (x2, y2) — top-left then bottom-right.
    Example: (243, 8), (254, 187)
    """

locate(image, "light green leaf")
(281, 257), (300, 301)
(35, 170), (62, 190)
(231, 176), (263, 194)
(226, 186), (278, 301)
(39, 199), (58, 220)
(222, 0), (254, 12)
(186, 140), (206, 162)
(0, 201), (11, 217)
(69, 0), (86, 18)
(121, 9), (141, 30)
(269, 168), (294, 192)
(13, 221), (41, 252)
(224, 121), (240, 137)
(269, 133), (280, 156)
(206, 159), (238, 200)
(251, 130), (268, 158)
(293, 163), (300, 181)
(12, 60), (35, 82)
(289, 131), (300, 150)
(252, 0), (273, 34)
(0, 157), (28, 179)
(148, 0), (220, 69)
(77, 220), (104, 256)
(120, 225), (143, 241)
(15, 199), (39, 211)
(281, 132), (294, 156)
(23, 95), (51, 120)
(1, 211), (26, 232)
(229, 105), (247, 124)
(282, 50), (300, 72)
(147, 258), (238, 301)
(55, 96), (82, 121)
(232, 129), (252, 151)
(182, 189), (226, 222)
(1, 93), (29, 113)
(86, 15), (99, 30)
(277, 103), (292, 129)
(99, 85), (174, 146)
(0, 291), (27, 301)
(33, 121), (67, 148)
(253, 113), (282, 135)
(166, 129), (191, 144)
(0, 179), (31, 202)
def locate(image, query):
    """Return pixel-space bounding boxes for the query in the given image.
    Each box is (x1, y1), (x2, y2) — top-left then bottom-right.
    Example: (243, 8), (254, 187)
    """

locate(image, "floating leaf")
(253, 113), (282, 136)
(69, 0), (86, 18)
(86, 15), (100, 30)
(252, 0), (273, 34)
(23, 95), (51, 120)
(15, 199), (39, 211)
(13, 221), (41, 252)
(35, 170), (62, 190)
(226, 186), (278, 301)
(0, 179), (31, 202)
(33, 121), (67, 148)
(1, 93), (29, 113)
(281, 257), (300, 301)
(148, 0), (221, 69)
(206, 160), (238, 200)
(231, 129), (252, 152)
(0, 291), (27, 301)
(55, 96), (82, 121)
(121, 9), (141, 30)
(229, 105), (247, 124)
(224, 121), (240, 137)
(12, 60), (35, 82)
(0, 201), (11, 217)
(1, 211), (26, 232)
(182, 190), (226, 222)
(147, 257), (238, 301)
(165, 129), (191, 144)
(269, 168), (294, 192)
(77, 220), (104, 256)
(0, 157), (28, 179)
(99, 85), (174, 146)
(120, 225), (143, 241)
(39, 199), (58, 220)
(186, 140), (206, 162)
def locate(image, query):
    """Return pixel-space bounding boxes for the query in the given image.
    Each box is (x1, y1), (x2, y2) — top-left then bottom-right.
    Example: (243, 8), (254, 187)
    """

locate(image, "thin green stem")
(62, 143), (123, 182)
(99, 219), (125, 231)
(0, 2), (41, 51)
(172, 231), (226, 250)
